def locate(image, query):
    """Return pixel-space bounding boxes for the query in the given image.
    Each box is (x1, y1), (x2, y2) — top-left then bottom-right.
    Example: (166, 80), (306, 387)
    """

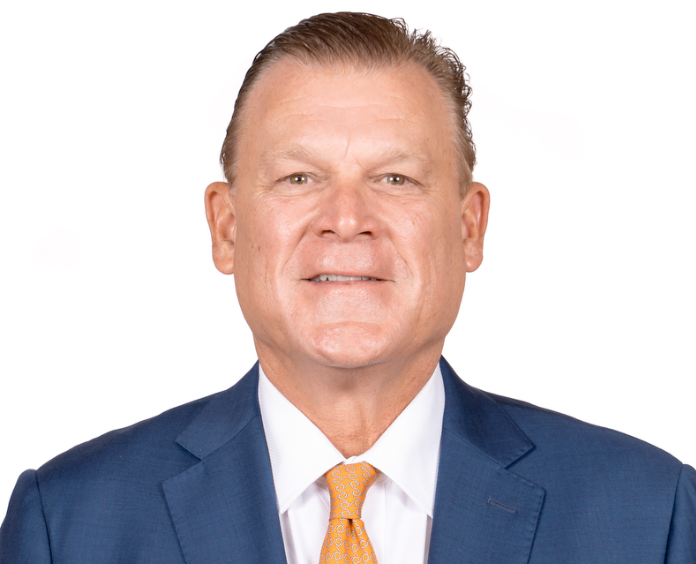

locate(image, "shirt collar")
(258, 363), (445, 517)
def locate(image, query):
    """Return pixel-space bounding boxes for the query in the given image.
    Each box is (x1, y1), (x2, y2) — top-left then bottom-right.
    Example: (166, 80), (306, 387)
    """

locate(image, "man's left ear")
(461, 181), (490, 273)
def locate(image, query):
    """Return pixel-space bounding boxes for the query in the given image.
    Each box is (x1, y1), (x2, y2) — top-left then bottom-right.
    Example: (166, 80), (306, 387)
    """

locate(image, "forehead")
(249, 57), (448, 116)
(237, 58), (457, 166)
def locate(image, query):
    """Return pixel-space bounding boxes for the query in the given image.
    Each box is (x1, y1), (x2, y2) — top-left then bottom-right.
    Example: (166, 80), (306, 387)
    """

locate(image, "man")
(1, 11), (694, 564)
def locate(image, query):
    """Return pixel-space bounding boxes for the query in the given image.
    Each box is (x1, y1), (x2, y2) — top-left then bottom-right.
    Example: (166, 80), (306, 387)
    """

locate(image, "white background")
(1, 0), (695, 514)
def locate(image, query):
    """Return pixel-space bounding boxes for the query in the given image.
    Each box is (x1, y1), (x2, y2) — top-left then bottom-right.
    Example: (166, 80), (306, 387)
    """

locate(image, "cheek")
(395, 204), (465, 280)
(235, 196), (312, 285)
(233, 199), (309, 332)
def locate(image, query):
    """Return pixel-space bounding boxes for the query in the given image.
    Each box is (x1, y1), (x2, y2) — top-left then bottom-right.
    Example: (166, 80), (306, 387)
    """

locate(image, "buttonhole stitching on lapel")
(487, 497), (518, 514)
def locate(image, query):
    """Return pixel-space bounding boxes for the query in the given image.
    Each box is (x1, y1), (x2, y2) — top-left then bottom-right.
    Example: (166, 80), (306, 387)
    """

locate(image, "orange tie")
(319, 462), (380, 564)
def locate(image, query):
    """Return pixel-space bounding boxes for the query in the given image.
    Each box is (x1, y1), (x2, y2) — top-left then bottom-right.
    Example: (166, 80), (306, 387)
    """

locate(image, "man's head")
(221, 12), (476, 194)
(205, 12), (489, 376)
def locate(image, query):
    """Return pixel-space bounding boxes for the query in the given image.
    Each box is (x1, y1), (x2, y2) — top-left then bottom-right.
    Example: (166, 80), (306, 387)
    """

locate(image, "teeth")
(310, 274), (379, 282)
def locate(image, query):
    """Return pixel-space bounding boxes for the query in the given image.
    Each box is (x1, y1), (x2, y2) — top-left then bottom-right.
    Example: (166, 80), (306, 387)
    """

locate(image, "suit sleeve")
(0, 470), (52, 564)
(664, 464), (696, 563)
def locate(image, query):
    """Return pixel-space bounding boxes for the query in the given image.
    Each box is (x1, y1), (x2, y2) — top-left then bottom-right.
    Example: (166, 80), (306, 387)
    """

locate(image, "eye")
(386, 174), (406, 186)
(287, 173), (309, 185)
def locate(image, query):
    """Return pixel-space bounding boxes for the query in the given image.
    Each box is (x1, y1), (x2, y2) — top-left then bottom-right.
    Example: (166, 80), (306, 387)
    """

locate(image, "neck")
(256, 343), (443, 458)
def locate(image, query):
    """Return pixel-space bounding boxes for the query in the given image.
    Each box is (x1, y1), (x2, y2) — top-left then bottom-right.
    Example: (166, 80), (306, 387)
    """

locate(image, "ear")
(204, 182), (236, 274)
(461, 182), (490, 273)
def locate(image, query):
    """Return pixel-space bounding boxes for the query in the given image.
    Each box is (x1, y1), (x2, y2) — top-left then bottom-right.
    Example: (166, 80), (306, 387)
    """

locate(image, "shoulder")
(476, 392), (696, 556)
(440, 358), (684, 477)
(485, 391), (685, 495)
(492, 392), (681, 463)
(31, 361), (262, 510)
(34, 391), (218, 505)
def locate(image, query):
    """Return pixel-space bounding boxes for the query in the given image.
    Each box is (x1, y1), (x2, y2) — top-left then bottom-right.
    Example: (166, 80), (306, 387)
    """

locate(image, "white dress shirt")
(258, 364), (445, 564)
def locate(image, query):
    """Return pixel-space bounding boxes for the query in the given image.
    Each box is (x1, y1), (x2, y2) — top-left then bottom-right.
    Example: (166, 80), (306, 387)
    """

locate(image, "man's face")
(208, 59), (487, 371)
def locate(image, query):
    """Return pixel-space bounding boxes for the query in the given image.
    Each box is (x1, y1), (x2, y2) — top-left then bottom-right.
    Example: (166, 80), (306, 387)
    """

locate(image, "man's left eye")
(385, 174), (406, 186)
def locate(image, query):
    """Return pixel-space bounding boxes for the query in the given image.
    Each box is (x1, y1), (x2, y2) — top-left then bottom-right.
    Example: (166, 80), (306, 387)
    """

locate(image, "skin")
(205, 59), (490, 457)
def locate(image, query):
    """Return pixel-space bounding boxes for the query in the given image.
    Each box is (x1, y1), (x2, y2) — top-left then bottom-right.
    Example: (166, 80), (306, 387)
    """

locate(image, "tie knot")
(325, 462), (379, 520)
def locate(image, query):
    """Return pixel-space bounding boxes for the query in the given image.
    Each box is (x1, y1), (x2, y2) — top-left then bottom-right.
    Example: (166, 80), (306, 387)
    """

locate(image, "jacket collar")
(439, 356), (534, 467)
(428, 358), (545, 564)
(163, 359), (545, 564)
(173, 357), (535, 467)
(163, 363), (288, 564)
(174, 362), (262, 460)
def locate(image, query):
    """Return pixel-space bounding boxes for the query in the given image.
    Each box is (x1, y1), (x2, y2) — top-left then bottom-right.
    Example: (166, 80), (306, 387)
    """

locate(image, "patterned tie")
(319, 462), (380, 564)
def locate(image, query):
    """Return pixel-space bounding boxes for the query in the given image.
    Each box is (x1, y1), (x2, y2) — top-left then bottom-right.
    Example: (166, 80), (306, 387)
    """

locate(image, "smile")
(309, 274), (381, 282)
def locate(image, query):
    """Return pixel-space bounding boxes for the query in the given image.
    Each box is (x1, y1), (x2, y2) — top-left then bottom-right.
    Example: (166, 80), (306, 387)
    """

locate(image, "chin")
(304, 323), (394, 369)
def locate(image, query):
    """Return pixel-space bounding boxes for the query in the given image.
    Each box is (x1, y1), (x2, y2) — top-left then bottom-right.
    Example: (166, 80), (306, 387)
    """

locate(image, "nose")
(311, 180), (382, 241)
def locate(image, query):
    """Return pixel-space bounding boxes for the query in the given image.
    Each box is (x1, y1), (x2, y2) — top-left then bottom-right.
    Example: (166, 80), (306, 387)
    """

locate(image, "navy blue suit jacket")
(1, 358), (695, 563)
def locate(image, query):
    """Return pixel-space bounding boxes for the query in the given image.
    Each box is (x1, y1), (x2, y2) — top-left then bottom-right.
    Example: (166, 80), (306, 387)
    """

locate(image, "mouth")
(306, 274), (383, 282)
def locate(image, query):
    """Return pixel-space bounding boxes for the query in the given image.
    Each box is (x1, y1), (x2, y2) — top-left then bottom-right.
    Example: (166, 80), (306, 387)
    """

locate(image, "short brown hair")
(220, 12), (476, 192)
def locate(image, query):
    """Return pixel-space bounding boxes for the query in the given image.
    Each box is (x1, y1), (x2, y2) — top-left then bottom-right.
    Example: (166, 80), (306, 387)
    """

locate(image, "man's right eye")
(287, 173), (308, 185)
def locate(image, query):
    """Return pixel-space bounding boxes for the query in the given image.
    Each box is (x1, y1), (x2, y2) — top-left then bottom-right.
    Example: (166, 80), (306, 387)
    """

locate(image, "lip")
(303, 273), (387, 283)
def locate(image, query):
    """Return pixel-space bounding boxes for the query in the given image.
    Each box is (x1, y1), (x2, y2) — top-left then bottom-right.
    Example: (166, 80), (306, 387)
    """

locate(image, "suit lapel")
(163, 364), (287, 564)
(428, 359), (545, 564)
(160, 358), (544, 564)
